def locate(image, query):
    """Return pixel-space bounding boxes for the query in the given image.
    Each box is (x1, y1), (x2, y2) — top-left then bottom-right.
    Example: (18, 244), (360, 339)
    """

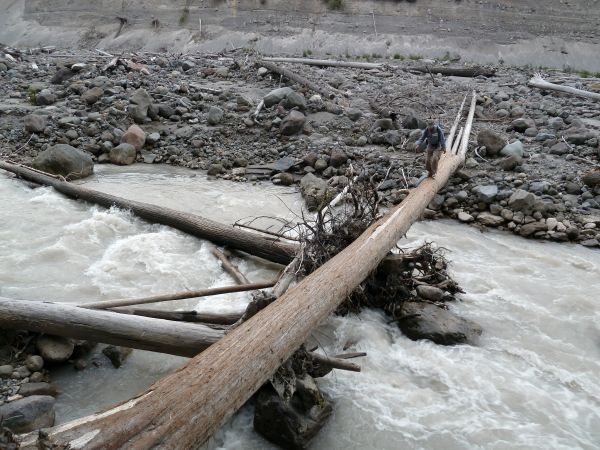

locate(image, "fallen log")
(0, 297), (224, 358)
(207, 244), (250, 285)
(80, 281), (274, 310)
(262, 57), (384, 70)
(258, 60), (336, 100)
(411, 65), (496, 78)
(115, 308), (242, 326)
(310, 353), (361, 373)
(0, 161), (297, 265)
(528, 73), (600, 101)
(17, 92), (477, 450)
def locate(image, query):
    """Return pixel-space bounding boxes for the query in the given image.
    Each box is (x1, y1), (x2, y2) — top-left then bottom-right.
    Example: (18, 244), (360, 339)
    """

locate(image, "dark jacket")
(416, 126), (446, 149)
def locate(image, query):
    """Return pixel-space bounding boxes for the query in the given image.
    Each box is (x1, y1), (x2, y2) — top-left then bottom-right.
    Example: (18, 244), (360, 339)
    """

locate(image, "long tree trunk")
(258, 60), (336, 99)
(528, 73), (600, 101)
(0, 161), (297, 265)
(261, 57), (384, 70)
(411, 65), (496, 77)
(0, 297), (224, 357)
(18, 93), (477, 450)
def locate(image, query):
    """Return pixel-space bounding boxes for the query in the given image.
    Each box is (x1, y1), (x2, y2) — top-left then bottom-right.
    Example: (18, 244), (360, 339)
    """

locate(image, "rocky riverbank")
(1, 45), (599, 250)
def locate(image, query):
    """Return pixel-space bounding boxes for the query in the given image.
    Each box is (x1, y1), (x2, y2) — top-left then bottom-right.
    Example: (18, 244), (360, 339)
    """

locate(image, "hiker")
(416, 120), (446, 178)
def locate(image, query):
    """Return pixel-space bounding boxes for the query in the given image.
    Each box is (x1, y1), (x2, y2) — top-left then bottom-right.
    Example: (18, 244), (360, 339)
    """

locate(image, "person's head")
(427, 120), (435, 131)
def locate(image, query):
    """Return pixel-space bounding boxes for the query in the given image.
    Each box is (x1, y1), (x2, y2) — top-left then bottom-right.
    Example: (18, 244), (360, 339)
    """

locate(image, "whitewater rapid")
(1, 165), (598, 450)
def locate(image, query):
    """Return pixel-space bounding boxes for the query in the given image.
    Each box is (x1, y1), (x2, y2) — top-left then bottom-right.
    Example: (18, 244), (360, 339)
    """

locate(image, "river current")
(1, 165), (599, 450)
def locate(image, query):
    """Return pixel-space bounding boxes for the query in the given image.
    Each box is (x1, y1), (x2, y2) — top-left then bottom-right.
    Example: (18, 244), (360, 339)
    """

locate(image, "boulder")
(457, 211), (474, 222)
(300, 173), (330, 211)
(207, 163), (224, 176)
(129, 88), (152, 123)
(81, 87), (104, 105)
(549, 142), (569, 155)
(397, 302), (482, 345)
(24, 355), (44, 372)
(36, 335), (74, 363)
(280, 110), (306, 136)
(564, 128), (595, 145)
(120, 124), (146, 150)
(24, 114), (47, 133)
(499, 140), (524, 158)
(207, 106), (224, 125)
(18, 383), (58, 397)
(416, 285), (445, 302)
(32, 144), (93, 180)
(500, 154), (522, 171)
(285, 92), (307, 110)
(109, 143), (137, 165)
(519, 221), (547, 237)
(371, 130), (402, 147)
(0, 396), (55, 433)
(264, 87), (294, 107)
(254, 376), (332, 450)
(272, 172), (295, 186)
(582, 171), (600, 187)
(511, 117), (535, 132)
(472, 185), (498, 203)
(508, 189), (536, 212)
(477, 212), (505, 227)
(477, 129), (505, 156)
(102, 345), (132, 368)
(329, 150), (348, 168)
(346, 108), (362, 121)
(35, 89), (57, 106)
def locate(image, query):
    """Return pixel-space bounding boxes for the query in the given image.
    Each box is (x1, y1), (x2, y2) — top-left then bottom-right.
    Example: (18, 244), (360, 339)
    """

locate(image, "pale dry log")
(258, 60), (336, 99)
(262, 57), (384, 70)
(0, 297), (224, 357)
(81, 281), (275, 310)
(17, 93), (477, 450)
(528, 73), (600, 101)
(310, 353), (361, 372)
(207, 243), (250, 285)
(0, 161), (297, 264)
(411, 65), (496, 77)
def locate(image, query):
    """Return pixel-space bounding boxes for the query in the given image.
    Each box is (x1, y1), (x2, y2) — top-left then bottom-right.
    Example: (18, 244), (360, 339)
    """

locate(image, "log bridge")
(0, 91), (477, 449)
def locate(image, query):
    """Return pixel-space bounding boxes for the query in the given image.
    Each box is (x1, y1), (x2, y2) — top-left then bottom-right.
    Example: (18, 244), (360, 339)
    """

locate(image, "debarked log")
(0, 297), (224, 358)
(258, 60), (336, 100)
(528, 73), (600, 101)
(0, 161), (297, 265)
(16, 92), (478, 450)
(261, 57), (384, 70)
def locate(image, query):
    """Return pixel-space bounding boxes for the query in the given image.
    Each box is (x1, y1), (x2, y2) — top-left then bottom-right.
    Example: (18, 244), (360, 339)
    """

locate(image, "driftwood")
(17, 92), (477, 450)
(0, 297), (223, 357)
(116, 308), (242, 326)
(411, 65), (496, 78)
(310, 352), (361, 372)
(258, 60), (336, 100)
(0, 161), (297, 264)
(80, 281), (274, 310)
(207, 244), (250, 285)
(262, 57), (384, 70)
(528, 73), (600, 101)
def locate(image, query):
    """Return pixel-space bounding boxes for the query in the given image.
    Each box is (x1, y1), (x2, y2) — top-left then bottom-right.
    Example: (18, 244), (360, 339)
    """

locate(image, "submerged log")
(0, 161), (297, 265)
(258, 60), (336, 100)
(207, 244), (250, 285)
(528, 73), (600, 101)
(411, 65), (496, 78)
(17, 92), (477, 450)
(0, 297), (224, 357)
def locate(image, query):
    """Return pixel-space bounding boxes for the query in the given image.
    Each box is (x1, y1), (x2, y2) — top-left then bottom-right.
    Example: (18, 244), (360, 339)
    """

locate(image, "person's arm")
(439, 126), (446, 152)
(416, 129), (428, 146)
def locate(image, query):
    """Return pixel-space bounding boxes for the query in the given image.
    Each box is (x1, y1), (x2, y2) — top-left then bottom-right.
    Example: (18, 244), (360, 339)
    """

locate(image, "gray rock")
(314, 159), (328, 172)
(417, 285), (445, 302)
(458, 211), (474, 222)
(500, 140), (524, 158)
(371, 130), (402, 147)
(36, 89), (57, 106)
(272, 172), (295, 186)
(508, 189), (536, 212)
(207, 106), (224, 125)
(329, 150), (348, 168)
(564, 128), (595, 145)
(300, 173), (330, 211)
(158, 104), (175, 119)
(511, 117), (536, 132)
(500, 154), (522, 171)
(0, 395), (55, 433)
(81, 87), (103, 105)
(280, 110), (306, 136)
(264, 87), (294, 107)
(254, 376), (332, 450)
(24, 355), (44, 372)
(0, 365), (14, 378)
(346, 108), (362, 121)
(548, 117), (565, 130)
(109, 143), (136, 165)
(207, 163), (224, 176)
(285, 92), (307, 110)
(32, 144), (93, 180)
(273, 157), (297, 172)
(398, 302), (482, 345)
(472, 185), (498, 203)
(36, 335), (74, 363)
(24, 114), (47, 133)
(477, 129), (505, 156)
(582, 171), (600, 187)
(373, 118), (395, 131)
(580, 239), (599, 247)
(18, 383), (58, 397)
(129, 88), (152, 123)
(549, 142), (570, 155)
(146, 132), (161, 145)
(477, 212), (505, 226)
(519, 221), (548, 237)
(102, 345), (132, 368)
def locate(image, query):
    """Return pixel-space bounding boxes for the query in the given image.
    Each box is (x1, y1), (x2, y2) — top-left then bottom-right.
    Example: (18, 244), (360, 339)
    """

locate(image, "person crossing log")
(0, 160), (297, 265)
(17, 92), (477, 450)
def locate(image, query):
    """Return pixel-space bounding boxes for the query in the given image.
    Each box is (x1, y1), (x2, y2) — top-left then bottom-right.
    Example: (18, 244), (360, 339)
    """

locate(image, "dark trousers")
(426, 146), (441, 177)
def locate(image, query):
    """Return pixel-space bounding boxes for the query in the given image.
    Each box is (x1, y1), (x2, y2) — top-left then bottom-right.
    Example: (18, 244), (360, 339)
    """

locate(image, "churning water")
(1, 165), (599, 450)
